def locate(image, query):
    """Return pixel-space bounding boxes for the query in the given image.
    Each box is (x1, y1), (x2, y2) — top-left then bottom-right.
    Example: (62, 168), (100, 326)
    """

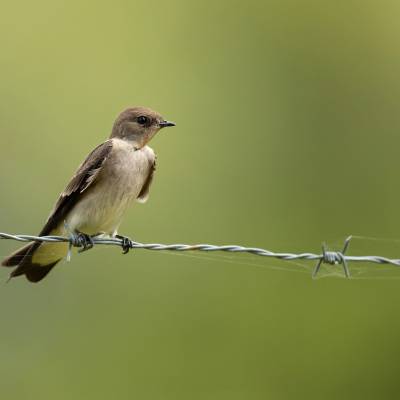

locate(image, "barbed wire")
(1, 232), (400, 278)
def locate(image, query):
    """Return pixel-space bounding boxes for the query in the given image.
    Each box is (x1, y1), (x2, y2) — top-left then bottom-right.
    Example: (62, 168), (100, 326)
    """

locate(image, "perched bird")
(2, 106), (175, 282)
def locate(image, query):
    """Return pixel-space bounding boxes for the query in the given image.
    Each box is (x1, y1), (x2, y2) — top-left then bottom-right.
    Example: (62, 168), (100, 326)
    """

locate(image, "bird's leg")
(71, 231), (95, 253)
(115, 234), (134, 254)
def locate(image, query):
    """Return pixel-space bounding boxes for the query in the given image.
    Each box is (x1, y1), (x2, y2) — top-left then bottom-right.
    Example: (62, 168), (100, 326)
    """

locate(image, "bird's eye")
(137, 116), (149, 125)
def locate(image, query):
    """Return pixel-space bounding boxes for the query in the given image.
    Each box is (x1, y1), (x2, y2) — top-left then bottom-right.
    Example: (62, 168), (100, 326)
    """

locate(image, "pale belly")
(65, 185), (136, 235)
(63, 142), (154, 236)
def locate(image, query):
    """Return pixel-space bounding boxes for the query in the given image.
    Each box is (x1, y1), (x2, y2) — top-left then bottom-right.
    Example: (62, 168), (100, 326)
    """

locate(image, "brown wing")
(137, 157), (156, 203)
(39, 140), (113, 236)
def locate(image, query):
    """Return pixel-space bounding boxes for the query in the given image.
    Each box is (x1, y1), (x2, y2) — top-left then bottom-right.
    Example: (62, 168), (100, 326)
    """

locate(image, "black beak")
(159, 120), (176, 128)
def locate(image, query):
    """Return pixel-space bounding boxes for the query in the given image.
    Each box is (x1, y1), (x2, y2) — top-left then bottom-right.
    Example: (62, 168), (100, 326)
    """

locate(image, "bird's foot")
(116, 235), (134, 254)
(71, 232), (95, 253)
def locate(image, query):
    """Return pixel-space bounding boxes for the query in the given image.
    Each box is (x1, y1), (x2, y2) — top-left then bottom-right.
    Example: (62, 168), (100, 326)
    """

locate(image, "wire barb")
(1, 232), (400, 278)
(312, 236), (352, 278)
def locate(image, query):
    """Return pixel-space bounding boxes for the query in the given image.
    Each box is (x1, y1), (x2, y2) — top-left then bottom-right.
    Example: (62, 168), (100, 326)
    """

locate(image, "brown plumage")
(2, 107), (175, 282)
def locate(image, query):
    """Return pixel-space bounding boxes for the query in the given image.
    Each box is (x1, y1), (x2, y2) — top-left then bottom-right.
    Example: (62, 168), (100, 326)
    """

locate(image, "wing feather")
(39, 140), (113, 235)
(137, 157), (156, 203)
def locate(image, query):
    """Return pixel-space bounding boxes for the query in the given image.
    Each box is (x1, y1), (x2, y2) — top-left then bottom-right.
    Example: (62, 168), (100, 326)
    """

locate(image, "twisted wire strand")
(1, 232), (400, 277)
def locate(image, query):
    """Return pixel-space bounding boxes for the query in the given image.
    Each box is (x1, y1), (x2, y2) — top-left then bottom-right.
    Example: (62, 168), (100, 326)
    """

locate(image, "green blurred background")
(1, 0), (400, 398)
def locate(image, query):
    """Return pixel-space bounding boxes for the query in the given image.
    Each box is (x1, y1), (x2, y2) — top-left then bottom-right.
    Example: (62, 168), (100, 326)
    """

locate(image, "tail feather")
(2, 243), (36, 267)
(3, 242), (63, 283)
(23, 261), (60, 283)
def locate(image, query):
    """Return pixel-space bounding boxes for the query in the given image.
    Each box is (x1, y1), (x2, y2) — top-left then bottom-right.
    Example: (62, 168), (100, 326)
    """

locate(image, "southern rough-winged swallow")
(2, 106), (175, 282)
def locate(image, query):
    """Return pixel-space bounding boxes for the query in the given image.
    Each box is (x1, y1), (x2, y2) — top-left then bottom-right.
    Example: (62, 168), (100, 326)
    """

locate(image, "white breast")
(65, 139), (155, 236)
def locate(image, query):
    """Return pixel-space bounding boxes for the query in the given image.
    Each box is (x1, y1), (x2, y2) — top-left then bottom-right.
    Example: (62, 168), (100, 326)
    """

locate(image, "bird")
(2, 106), (175, 283)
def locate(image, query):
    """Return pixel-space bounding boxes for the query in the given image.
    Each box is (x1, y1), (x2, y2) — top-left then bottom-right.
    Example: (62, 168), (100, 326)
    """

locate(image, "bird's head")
(110, 106), (175, 148)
